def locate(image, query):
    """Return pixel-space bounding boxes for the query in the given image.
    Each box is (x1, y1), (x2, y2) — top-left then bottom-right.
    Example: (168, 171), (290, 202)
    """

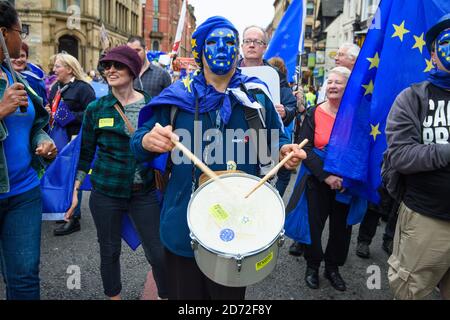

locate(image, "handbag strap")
(113, 103), (135, 134)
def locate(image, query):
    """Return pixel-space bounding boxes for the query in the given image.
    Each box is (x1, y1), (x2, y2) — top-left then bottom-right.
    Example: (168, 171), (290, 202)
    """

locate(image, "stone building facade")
(16, 0), (143, 73)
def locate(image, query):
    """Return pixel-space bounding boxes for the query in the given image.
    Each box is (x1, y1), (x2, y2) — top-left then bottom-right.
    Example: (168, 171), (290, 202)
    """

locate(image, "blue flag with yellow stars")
(264, 0), (305, 82)
(323, 0), (450, 203)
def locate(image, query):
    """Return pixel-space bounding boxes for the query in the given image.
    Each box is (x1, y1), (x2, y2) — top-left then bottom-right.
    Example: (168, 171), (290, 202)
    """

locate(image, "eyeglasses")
(10, 27), (28, 40)
(102, 61), (127, 71)
(242, 39), (266, 47)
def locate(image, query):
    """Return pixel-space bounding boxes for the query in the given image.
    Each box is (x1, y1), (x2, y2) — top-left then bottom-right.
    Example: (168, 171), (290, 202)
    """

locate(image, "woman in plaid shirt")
(64, 46), (167, 300)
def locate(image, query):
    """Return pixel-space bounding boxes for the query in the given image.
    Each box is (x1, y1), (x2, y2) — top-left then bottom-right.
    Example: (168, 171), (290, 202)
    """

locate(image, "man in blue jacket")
(130, 16), (306, 300)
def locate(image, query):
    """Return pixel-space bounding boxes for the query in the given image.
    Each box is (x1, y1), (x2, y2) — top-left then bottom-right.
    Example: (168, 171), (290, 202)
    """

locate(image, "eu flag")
(324, 0), (450, 203)
(264, 0), (306, 82)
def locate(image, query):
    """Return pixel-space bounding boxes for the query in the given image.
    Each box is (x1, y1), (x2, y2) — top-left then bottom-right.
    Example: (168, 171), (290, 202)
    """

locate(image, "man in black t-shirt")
(383, 14), (450, 300)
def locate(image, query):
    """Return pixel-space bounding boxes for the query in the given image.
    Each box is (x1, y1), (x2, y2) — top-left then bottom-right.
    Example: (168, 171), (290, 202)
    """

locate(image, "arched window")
(58, 35), (79, 59)
(152, 41), (159, 51)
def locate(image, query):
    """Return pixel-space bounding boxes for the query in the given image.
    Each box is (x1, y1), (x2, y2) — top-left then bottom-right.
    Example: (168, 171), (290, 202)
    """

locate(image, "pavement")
(0, 174), (441, 300)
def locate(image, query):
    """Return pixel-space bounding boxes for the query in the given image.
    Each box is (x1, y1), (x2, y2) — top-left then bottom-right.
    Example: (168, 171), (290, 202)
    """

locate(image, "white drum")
(188, 173), (285, 287)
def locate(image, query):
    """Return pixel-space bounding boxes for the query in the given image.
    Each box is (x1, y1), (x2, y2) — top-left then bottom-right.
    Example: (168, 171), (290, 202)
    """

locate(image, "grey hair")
(340, 43), (361, 60)
(243, 25), (269, 44)
(329, 66), (351, 80)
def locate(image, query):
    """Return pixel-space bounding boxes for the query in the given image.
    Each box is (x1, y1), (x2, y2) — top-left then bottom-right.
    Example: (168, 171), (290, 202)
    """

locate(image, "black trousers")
(357, 207), (380, 245)
(164, 248), (246, 300)
(383, 201), (399, 242)
(89, 189), (168, 298)
(358, 188), (400, 245)
(304, 176), (352, 271)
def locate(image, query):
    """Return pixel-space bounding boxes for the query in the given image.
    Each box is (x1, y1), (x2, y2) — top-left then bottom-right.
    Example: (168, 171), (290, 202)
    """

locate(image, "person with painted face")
(383, 13), (450, 300)
(130, 16), (306, 300)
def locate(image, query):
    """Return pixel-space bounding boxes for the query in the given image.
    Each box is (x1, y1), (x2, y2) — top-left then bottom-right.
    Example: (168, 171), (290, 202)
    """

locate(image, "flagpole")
(296, 0), (306, 90)
(296, 53), (302, 90)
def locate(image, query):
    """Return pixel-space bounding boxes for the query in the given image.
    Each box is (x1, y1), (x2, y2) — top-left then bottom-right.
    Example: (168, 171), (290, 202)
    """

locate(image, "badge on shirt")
(99, 118), (114, 128)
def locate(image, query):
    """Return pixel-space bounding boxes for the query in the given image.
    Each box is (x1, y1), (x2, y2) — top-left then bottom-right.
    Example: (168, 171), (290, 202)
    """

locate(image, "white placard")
(240, 66), (280, 105)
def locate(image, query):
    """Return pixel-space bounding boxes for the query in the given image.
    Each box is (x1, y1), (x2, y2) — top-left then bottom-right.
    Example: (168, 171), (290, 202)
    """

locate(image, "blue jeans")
(0, 186), (42, 300)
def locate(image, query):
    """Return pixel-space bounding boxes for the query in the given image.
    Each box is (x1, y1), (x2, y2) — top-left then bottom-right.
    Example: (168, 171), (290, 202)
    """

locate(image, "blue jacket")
(0, 69), (53, 194)
(130, 91), (290, 257)
(21, 63), (48, 106)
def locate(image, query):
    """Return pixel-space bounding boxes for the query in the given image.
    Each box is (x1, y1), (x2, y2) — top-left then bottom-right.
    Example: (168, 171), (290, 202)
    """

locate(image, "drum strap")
(240, 83), (272, 176)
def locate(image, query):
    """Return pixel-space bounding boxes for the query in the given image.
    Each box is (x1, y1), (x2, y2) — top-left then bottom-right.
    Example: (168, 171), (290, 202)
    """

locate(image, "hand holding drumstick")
(143, 123), (222, 184)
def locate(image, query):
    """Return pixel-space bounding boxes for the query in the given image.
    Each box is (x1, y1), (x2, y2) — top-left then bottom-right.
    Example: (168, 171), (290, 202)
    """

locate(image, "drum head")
(188, 173), (285, 257)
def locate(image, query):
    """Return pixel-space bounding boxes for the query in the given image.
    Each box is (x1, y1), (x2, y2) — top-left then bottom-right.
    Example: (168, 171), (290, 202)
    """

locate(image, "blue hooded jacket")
(21, 62), (48, 106)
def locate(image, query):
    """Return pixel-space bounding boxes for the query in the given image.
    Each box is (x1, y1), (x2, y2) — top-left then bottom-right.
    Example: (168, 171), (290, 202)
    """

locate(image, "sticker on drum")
(220, 229), (235, 242)
(188, 173), (285, 256)
(256, 251), (274, 271)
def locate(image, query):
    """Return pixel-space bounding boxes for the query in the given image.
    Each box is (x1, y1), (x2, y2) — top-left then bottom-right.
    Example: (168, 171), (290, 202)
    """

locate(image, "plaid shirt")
(78, 92), (153, 198)
(134, 63), (172, 98)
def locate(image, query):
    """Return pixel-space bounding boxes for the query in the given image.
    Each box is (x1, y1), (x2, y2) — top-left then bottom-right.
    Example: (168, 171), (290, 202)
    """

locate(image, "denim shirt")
(0, 69), (53, 194)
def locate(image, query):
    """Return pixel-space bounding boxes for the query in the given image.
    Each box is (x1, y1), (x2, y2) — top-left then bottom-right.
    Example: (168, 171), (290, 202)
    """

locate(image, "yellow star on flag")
(213, 60), (217, 65)
(208, 55), (212, 59)
(362, 80), (374, 96)
(367, 52), (380, 70)
(191, 39), (197, 48)
(412, 33), (426, 53)
(424, 58), (434, 73)
(227, 33), (233, 38)
(370, 123), (382, 141)
(182, 74), (193, 93)
(218, 31), (224, 35)
(392, 21), (410, 42)
(192, 50), (199, 59)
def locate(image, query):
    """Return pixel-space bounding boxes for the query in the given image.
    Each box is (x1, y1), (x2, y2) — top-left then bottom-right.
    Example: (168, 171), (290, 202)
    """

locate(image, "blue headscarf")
(191, 16), (239, 67)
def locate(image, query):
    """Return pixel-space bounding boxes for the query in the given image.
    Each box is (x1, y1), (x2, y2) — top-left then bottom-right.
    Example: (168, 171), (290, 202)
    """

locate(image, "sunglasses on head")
(102, 61), (127, 71)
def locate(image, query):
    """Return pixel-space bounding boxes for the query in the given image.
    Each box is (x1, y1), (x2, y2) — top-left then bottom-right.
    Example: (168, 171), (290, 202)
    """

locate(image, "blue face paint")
(204, 27), (237, 75)
(436, 28), (450, 71)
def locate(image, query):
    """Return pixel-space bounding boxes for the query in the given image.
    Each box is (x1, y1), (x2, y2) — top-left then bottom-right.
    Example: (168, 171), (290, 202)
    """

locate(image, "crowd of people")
(0, 0), (448, 301)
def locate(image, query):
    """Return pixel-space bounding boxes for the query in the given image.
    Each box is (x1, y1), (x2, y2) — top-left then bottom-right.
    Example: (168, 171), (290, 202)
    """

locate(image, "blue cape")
(139, 69), (267, 126)
(285, 148), (368, 244)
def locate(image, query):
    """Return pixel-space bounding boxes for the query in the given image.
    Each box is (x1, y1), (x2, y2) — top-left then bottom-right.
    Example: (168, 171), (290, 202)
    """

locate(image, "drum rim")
(187, 172), (285, 258)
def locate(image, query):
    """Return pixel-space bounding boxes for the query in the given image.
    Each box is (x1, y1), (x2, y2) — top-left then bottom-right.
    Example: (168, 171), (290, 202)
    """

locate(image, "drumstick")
(155, 123), (221, 184)
(244, 139), (309, 199)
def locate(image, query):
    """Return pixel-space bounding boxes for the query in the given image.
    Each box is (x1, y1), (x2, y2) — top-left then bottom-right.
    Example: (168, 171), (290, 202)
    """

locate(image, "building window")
(305, 25), (312, 39)
(361, 0), (379, 21)
(306, 1), (314, 16)
(153, 18), (159, 32)
(100, 0), (111, 24)
(152, 40), (159, 51)
(154, 0), (159, 14)
(55, 0), (68, 12)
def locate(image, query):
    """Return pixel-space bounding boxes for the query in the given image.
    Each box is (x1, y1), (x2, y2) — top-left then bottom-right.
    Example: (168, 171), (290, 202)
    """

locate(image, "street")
(0, 176), (440, 301)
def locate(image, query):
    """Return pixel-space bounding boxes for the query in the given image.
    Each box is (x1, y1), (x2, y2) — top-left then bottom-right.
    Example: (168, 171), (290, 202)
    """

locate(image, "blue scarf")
(139, 69), (267, 125)
(428, 68), (450, 90)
